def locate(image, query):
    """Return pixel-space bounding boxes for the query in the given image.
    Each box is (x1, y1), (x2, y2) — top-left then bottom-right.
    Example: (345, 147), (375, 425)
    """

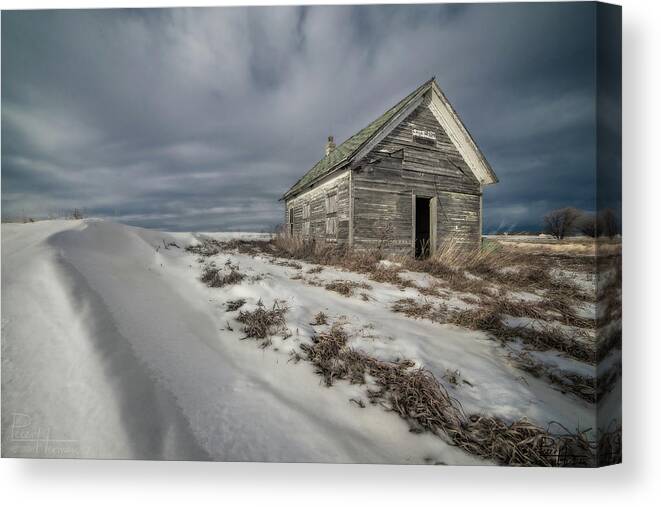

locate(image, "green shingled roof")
(283, 78), (435, 199)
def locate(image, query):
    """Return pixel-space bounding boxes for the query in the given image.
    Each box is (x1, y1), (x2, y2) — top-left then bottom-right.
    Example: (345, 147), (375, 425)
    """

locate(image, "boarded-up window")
(325, 216), (337, 236)
(325, 193), (337, 214)
(302, 202), (310, 236)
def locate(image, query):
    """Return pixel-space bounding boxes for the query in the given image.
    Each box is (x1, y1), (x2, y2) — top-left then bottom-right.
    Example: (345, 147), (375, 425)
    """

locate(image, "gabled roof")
(282, 77), (497, 200)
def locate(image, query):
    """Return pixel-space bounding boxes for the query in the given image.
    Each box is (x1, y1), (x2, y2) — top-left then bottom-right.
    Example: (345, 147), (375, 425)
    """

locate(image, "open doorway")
(415, 196), (431, 258)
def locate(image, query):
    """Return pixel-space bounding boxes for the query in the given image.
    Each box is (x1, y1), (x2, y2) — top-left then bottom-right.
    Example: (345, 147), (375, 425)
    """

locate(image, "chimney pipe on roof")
(325, 135), (336, 156)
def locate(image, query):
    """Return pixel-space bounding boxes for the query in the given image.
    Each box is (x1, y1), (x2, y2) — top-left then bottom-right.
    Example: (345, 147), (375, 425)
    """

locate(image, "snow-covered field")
(1, 220), (600, 464)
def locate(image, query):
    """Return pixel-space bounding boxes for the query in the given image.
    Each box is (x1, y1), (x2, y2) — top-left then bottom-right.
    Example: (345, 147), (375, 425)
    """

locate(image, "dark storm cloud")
(2, 3), (605, 232)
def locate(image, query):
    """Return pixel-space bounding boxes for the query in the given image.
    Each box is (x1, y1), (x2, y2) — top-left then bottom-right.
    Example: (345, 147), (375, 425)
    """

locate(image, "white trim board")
(427, 82), (498, 186)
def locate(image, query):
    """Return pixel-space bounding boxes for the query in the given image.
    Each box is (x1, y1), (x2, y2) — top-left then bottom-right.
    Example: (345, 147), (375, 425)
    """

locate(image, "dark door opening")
(415, 196), (431, 258)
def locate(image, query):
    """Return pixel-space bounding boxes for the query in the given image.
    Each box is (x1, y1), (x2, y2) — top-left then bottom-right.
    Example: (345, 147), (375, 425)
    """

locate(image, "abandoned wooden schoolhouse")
(281, 77), (498, 257)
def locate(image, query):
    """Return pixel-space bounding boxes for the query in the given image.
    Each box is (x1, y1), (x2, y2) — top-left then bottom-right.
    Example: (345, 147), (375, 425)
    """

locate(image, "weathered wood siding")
(284, 170), (351, 245)
(352, 99), (482, 255)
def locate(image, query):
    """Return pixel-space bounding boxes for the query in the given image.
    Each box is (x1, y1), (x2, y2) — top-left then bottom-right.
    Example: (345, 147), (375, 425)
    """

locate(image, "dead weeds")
(325, 280), (372, 297)
(310, 311), (329, 326)
(200, 261), (247, 288)
(392, 298), (594, 364)
(236, 300), (290, 345)
(299, 322), (594, 466)
(392, 298), (447, 322)
(225, 298), (247, 311)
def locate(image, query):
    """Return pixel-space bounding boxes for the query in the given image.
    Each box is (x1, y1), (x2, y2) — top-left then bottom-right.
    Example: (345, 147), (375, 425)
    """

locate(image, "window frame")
(325, 192), (337, 215)
(325, 192), (338, 239)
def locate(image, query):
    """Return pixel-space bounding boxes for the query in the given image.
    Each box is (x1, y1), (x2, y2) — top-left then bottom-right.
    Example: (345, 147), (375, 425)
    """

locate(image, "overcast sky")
(2, 3), (618, 232)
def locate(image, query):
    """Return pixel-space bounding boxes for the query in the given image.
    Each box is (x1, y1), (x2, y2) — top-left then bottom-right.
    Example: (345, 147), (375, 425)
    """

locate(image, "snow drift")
(1, 220), (595, 463)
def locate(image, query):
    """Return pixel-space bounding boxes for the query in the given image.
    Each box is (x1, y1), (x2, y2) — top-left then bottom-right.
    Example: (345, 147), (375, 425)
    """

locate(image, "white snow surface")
(1, 220), (595, 463)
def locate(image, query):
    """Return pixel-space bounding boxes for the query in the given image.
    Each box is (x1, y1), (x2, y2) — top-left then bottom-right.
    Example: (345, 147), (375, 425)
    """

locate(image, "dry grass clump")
(218, 238), (267, 256)
(299, 323), (593, 466)
(447, 307), (505, 335)
(417, 282), (446, 298)
(419, 240), (545, 292)
(432, 238), (517, 272)
(546, 278), (593, 304)
(513, 324), (593, 364)
(443, 368), (462, 386)
(325, 280), (372, 297)
(510, 351), (596, 402)
(186, 239), (223, 257)
(225, 298), (246, 311)
(502, 265), (552, 288)
(538, 298), (595, 329)
(272, 233), (407, 286)
(489, 316), (593, 364)
(392, 298), (433, 318)
(393, 297), (594, 364)
(392, 298), (447, 322)
(404, 256), (463, 284)
(272, 233), (344, 263)
(250, 273), (266, 283)
(307, 266), (324, 274)
(200, 261), (247, 288)
(273, 259), (303, 269)
(369, 266), (414, 287)
(488, 297), (547, 320)
(186, 237), (269, 258)
(270, 235), (597, 317)
(487, 295), (595, 329)
(340, 250), (385, 273)
(300, 324), (366, 386)
(310, 311), (329, 326)
(404, 239), (593, 308)
(236, 300), (290, 345)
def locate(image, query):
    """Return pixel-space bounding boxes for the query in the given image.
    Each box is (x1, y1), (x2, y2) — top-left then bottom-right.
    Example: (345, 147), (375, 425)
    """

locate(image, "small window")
(301, 202), (311, 237)
(325, 216), (337, 236)
(288, 208), (294, 236)
(326, 193), (337, 214)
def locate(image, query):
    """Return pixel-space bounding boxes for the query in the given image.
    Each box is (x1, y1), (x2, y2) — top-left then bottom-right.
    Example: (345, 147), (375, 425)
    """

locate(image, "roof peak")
(282, 76), (497, 200)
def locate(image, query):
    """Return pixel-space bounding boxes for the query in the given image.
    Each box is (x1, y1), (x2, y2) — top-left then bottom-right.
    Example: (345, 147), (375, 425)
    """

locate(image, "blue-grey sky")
(1, 3), (617, 232)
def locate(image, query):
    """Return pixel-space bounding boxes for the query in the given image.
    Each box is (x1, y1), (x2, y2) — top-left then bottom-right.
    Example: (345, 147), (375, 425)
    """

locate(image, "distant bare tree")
(70, 208), (84, 220)
(599, 208), (619, 238)
(578, 212), (600, 238)
(543, 207), (581, 240)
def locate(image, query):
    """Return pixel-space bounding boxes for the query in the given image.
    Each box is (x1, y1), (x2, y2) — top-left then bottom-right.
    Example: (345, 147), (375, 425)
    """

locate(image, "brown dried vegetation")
(325, 280), (372, 297)
(298, 323), (594, 467)
(225, 298), (246, 311)
(310, 311), (329, 326)
(236, 300), (290, 345)
(200, 261), (246, 288)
